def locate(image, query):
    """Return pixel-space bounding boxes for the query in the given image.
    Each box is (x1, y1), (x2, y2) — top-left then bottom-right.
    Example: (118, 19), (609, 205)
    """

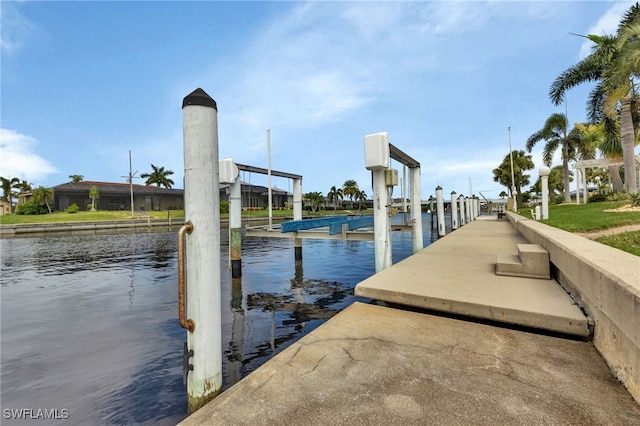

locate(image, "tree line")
(304, 179), (368, 212)
(494, 3), (639, 204)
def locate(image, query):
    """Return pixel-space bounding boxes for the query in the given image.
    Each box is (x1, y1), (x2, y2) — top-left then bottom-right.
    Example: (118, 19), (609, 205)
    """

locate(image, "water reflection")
(1, 213), (444, 424)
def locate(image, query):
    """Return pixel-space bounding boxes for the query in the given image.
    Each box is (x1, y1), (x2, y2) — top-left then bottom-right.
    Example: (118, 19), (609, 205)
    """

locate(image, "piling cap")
(182, 88), (217, 110)
(451, 191), (457, 195)
(435, 185), (442, 190)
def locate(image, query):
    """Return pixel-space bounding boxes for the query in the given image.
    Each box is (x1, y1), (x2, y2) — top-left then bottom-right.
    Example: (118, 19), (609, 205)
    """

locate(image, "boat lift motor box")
(364, 132), (390, 170)
(219, 158), (239, 184)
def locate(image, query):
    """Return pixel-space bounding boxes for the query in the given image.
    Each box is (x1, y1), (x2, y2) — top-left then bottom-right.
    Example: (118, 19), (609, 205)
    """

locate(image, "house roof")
(53, 181), (183, 195)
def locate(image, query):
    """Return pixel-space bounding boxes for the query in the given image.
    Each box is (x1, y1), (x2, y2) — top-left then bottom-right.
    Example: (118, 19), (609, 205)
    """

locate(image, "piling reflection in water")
(0, 213), (447, 424)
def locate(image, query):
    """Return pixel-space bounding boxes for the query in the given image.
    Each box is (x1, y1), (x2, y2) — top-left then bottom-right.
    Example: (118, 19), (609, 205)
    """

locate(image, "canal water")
(0, 213), (446, 425)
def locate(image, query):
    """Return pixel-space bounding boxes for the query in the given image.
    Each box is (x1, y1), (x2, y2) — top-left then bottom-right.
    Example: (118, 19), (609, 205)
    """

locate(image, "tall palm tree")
(342, 179), (359, 209)
(32, 186), (53, 213)
(526, 113), (581, 203)
(492, 150), (535, 207)
(140, 164), (175, 189)
(549, 3), (639, 193)
(326, 185), (343, 209)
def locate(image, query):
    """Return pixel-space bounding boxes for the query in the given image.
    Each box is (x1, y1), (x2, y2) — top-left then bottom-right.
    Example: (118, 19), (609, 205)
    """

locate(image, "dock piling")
(182, 88), (222, 413)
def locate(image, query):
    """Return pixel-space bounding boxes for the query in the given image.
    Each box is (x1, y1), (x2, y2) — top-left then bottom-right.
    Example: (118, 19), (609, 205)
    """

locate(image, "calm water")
(0, 213), (444, 425)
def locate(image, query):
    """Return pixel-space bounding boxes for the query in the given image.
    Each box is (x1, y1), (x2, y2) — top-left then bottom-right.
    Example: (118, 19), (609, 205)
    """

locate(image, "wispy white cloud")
(579, 0), (636, 59)
(0, 2), (35, 55)
(0, 128), (58, 183)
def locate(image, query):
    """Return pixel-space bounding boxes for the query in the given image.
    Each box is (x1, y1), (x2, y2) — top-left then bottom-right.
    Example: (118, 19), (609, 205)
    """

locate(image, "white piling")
(458, 194), (466, 226)
(435, 186), (445, 238)
(293, 178), (303, 261)
(365, 132), (392, 272)
(450, 191), (458, 230)
(465, 196), (471, 223)
(182, 88), (222, 413)
(410, 167), (423, 253)
(539, 166), (550, 220)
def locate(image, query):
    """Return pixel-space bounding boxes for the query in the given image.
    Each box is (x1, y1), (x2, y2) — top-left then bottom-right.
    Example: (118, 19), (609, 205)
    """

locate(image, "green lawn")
(0, 210), (185, 224)
(595, 231), (640, 257)
(520, 201), (640, 233)
(0, 207), (360, 225)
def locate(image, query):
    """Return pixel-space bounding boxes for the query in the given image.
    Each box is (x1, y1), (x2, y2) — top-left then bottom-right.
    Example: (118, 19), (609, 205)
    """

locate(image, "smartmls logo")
(3, 408), (70, 420)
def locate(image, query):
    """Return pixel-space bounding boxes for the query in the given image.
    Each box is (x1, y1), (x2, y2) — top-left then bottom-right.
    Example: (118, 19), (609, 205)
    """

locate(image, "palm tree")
(304, 191), (324, 213)
(140, 164), (175, 189)
(492, 150), (535, 207)
(32, 186), (53, 214)
(68, 174), (84, 183)
(89, 185), (100, 211)
(526, 113), (581, 203)
(499, 191), (508, 199)
(326, 185), (343, 210)
(1, 176), (20, 214)
(549, 3), (639, 193)
(342, 179), (359, 209)
(354, 190), (368, 210)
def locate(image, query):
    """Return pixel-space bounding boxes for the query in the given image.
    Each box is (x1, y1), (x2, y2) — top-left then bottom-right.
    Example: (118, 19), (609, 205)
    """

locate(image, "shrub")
(66, 203), (79, 214)
(606, 192), (631, 202)
(220, 200), (229, 214)
(17, 201), (49, 215)
(588, 193), (607, 203)
(630, 193), (640, 207)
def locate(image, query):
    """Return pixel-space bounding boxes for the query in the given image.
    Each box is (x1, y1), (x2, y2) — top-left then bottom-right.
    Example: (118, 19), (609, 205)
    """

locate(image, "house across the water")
(52, 181), (184, 212)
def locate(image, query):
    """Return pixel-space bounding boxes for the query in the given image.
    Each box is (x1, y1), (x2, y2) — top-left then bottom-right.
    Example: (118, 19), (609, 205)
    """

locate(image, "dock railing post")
(450, 191), (458, 230)
(182, 88), (222, 413)
(410, 166), (423, 253)
(293, 178), (303, 261)
(458, 194), (465, 226)
(436, 186), (445, 238)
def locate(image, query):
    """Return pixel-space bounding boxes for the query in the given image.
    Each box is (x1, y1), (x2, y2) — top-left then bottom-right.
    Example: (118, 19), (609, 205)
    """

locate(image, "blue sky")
(1, 0), (637, 200)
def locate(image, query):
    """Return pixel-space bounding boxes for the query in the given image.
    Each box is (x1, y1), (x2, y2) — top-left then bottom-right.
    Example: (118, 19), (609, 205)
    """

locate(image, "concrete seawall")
(507, 211), (640, 403)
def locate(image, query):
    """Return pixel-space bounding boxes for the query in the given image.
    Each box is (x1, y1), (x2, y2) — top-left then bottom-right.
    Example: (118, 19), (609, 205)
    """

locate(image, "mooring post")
(229, 178), (242, 277)
(465, 196), (471, 223)
(409, 166), (423, 253)
(182, 88), (222, 413)
(475, 196), (480, 218)
(539, 166), (551, 220)
(293, 177), (303, 261)
(429, 195), (434, 232)
(450, 191), (458, 230)
(458, 194), (465, 226)
(435, 186), (445, 238)
(365, 132), (392, 273)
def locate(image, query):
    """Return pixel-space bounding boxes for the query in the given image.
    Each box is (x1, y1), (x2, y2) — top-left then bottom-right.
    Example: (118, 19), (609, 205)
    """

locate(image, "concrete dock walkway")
(356, 216), (590, 337)
(179, 302), (640, 425)
(179, 216), (639, 424)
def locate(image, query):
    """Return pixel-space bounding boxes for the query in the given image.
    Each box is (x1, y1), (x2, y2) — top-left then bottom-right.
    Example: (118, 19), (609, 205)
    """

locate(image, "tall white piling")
(435, 186), (445, 238)
(450, 191), (458, 230)
(229, 179), (242, 277)
(365, 132), (392, 272)
(458, 194), (466, 226)
(539, 166), (551, 220)
(182, 88), (222, 413)
(410, 166), (423, 253)
(465, 196), (471, 223)
(293, 178), (303, 261)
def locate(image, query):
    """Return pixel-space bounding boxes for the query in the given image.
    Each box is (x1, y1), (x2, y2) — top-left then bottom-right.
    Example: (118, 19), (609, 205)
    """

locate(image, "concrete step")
(496, 243), (550, 280)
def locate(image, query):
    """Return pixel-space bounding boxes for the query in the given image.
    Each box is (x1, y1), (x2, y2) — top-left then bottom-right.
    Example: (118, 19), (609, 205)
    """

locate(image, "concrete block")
(496, 244), (550, 280)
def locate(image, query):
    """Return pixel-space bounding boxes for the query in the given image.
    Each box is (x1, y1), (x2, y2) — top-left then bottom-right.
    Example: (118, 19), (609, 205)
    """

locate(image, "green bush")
(606, 192), (631, 202)
(588, 193), (607, 203)
(66, 203), (79, 214)
(17, 201), (49, 215)
(220, 200), (229, 214)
